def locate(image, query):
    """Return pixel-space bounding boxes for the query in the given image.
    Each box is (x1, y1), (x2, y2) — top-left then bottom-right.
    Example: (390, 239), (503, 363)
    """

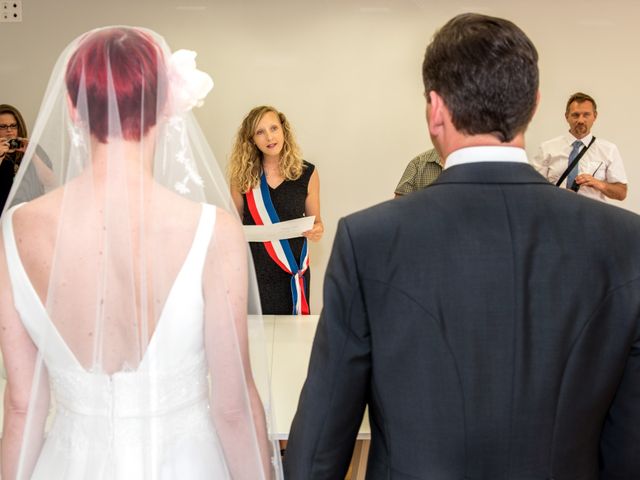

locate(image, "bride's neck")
(81, 134), (158, 211)
(90, 136), (155, 177)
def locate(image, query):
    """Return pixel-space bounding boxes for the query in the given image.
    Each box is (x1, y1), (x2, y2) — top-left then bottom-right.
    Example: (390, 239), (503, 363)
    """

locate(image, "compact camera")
(7, 138), (22, 149)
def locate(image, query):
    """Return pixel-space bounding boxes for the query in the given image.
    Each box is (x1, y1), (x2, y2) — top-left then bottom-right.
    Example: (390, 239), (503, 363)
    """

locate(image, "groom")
(284, 13), (640, 479)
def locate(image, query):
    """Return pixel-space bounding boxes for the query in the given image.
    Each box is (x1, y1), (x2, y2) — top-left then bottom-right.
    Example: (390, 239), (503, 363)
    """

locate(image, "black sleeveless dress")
(242, 161), (314, 314)
(0, 152), (18, 214)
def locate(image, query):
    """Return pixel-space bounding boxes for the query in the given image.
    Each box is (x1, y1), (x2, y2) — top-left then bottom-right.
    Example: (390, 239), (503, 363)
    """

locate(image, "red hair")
(65, 27), (167, 143)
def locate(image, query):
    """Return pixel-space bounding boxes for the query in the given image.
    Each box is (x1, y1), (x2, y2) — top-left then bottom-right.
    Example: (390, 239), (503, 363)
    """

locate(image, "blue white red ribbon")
(245, 174), (310, 315)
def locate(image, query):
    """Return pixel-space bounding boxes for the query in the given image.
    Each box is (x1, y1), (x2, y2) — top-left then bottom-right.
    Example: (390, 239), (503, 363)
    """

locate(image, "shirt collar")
(443, 146), (529, 170)
(564, 131), (593, 146)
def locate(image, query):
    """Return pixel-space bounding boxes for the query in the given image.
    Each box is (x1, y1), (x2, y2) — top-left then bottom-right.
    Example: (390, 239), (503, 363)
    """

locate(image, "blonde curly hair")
(228, 105), (304, 193)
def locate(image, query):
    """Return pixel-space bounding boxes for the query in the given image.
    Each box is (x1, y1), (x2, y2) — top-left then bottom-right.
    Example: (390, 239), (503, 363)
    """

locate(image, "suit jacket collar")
(431, 161), (553, 187)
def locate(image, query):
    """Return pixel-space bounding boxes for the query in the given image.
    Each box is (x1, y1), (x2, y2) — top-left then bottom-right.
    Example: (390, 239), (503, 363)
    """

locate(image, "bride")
(0, 26), (276, 479)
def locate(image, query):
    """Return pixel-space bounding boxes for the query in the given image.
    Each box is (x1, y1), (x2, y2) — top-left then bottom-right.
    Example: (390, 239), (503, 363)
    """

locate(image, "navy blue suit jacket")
(285, 162), (640, 479)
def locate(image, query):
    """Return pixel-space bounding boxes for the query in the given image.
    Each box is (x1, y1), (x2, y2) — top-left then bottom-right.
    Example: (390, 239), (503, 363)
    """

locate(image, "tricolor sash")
(245, 173), (310, 315)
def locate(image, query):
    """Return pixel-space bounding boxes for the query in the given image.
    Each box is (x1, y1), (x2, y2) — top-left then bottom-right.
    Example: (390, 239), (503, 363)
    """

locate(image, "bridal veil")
(0, 26), (280, 479)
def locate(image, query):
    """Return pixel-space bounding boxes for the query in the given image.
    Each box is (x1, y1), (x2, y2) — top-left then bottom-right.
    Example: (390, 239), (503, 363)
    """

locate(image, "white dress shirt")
(444, 146), (529, 169)
(531, 132), (627, 202)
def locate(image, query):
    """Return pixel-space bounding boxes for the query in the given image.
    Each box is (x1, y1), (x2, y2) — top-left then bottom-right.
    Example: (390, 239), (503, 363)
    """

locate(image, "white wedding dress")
(2, 204), (231, 479)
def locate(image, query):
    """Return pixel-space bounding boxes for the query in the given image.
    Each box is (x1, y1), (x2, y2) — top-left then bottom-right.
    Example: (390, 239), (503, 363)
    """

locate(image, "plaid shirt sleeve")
(394, 149), (441, 195)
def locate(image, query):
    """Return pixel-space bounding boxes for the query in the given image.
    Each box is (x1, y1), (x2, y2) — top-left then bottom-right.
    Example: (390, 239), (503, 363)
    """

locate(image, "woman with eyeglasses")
(0, 104), (53, 216)
(0, 104), (28, 214)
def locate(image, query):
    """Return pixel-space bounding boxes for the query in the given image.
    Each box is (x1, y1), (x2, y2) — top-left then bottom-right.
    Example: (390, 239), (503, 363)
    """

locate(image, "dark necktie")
(566, 140), (582, 190)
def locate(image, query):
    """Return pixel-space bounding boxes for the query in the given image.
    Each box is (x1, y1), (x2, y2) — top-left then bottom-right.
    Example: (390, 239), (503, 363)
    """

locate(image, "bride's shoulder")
(203, 207), (246, 266)
(212, 206), (239, 226)
(211, 206), (244, 242)
(12, 189), (62, 233)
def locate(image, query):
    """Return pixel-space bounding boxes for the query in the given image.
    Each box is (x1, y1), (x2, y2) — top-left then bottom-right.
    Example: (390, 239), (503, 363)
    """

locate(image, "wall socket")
(1, 1), (22, 23)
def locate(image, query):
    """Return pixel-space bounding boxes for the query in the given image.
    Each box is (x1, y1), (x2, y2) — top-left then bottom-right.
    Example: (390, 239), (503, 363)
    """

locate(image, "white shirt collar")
(564, 131), (593, 146)
(443, 146), (529, 170)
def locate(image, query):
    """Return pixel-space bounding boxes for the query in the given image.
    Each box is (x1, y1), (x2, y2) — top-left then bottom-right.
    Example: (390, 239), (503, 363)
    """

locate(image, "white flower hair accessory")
(168, 49), (214, 112)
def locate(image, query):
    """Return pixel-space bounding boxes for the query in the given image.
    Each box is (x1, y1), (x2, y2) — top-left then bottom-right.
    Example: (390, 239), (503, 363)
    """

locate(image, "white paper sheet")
(243, 216), (315, 242)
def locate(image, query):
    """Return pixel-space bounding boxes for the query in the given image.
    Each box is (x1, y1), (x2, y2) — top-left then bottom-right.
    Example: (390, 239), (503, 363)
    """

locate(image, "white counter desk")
(263, 314), (370, 439)
(263, 315), (370, 478)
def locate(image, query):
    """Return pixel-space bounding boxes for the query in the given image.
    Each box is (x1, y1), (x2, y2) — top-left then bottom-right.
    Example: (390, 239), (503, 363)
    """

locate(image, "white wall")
(2, 0), (638, 312)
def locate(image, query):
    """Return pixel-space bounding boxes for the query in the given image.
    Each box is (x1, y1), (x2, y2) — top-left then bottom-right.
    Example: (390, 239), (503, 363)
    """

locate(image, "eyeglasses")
(0, 123), (18, 131)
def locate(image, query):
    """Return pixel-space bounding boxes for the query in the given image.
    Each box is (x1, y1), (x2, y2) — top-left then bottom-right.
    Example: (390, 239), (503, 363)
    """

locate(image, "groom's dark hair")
(422, 13), (539, 142)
